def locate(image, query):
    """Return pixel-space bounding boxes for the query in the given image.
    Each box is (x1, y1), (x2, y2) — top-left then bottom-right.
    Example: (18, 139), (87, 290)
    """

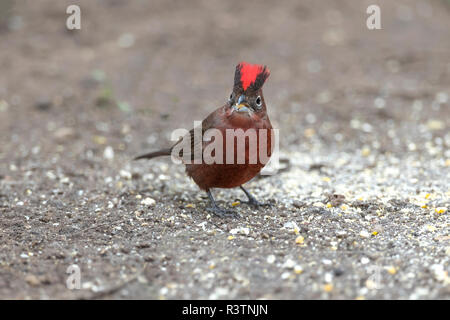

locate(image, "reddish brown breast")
(185, 115), (273, 190)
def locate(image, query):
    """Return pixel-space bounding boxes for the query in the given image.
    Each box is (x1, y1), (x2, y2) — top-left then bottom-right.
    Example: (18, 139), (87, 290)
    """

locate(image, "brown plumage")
(135, 62), (273, 217)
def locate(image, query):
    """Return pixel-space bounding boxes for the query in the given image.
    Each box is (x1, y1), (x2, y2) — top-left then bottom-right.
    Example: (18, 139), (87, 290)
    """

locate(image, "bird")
(135, 62), (273, 217)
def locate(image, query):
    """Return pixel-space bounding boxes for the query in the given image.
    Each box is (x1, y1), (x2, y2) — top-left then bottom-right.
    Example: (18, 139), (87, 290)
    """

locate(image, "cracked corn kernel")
(435, 207), (447, 214)
(386, 266), (397, 275)
(185, 203), (195, 208)
(304, 128), (315, 138)
(227, 235), (235, 240)
(294, 265), (303, 274)
(326, 203), (332, 208)
(231, 201), (240, 207)
(361, 147), (370, 157)
(322, 177), (331, 182)
(323, 284), (333, 292)
(93, 135), (107, 145)
(295, 236), (304, 244)
(372, 231), (378, 236)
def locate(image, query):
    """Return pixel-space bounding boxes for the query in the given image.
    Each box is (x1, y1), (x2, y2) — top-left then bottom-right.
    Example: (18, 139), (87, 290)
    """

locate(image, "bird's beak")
(234, 95), (250, 113)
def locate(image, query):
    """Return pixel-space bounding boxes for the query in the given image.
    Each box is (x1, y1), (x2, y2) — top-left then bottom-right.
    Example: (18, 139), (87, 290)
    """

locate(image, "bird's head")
(227, 62), (270, 119)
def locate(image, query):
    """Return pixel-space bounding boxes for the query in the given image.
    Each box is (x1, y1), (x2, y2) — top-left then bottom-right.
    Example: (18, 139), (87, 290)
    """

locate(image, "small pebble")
(25, 275), (41, 286)
(267, 255), (276, 264)
(141, 197), (156, 207)
(282, 259), (295, 269)
(103, 146), (114, 160)
(360, 230), (370, 238)
(230, 227), (250, 235)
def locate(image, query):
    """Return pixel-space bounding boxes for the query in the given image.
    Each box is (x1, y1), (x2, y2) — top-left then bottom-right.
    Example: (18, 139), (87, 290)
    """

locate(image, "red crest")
(234, 62), (270, 91)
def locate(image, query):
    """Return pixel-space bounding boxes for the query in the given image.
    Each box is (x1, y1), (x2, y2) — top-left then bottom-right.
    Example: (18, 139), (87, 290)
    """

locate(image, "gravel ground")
(0, 0), (449, 299)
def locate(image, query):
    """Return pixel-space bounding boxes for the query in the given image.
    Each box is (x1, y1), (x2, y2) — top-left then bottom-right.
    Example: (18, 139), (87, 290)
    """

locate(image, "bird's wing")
(171, 105), (226, 161)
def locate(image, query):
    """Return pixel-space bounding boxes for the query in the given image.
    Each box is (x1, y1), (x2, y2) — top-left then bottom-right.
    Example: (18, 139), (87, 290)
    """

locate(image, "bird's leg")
(239, 186), (271, 207)
(206, 189), (239, 218)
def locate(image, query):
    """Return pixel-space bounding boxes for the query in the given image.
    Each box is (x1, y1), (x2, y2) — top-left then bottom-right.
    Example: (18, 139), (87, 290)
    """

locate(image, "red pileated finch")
(135, 62), (273, 217)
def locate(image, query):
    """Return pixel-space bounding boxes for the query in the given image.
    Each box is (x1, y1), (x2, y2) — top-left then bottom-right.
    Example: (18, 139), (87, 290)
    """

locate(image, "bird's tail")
(134, 148), (172, 160)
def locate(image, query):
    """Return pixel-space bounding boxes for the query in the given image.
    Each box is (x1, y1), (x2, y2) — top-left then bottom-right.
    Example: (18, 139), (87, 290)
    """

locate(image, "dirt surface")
(0, 0), (449, 299)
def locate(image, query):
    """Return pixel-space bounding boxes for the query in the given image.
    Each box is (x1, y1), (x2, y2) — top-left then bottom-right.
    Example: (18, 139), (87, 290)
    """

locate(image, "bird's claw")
(207, 206), (240, 219)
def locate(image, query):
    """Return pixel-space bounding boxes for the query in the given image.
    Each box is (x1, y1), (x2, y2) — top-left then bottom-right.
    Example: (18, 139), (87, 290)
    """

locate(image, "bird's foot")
(238, 186), (272, 208)
(207, 206), (240, 219)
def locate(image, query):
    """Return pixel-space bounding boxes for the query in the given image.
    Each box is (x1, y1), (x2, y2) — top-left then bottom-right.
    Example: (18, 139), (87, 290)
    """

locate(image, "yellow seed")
(425, 193), (431, 199)
(435, 207), (447, 214)
(93, 135), (107, 145)
(426, 120), (444, 130)
(185, 203), (195, 208)
(323, 284), (333, 292)
(209, 264), (216, 269)
(304, 128), (315, 138)
(421, 204), (428, 209)
(294, 266), (303, 274)
(361, 147), (370, 157)
(386, 266), (397, 275)
(372, 231), (378, 236)
(295, 236), (304, 244)
(326, 203), (332, 208)
(227, 235), (235, 240)
(231, 201), (240, 207)
(341, 204), (348, 211)
(322, 177), (331, 182)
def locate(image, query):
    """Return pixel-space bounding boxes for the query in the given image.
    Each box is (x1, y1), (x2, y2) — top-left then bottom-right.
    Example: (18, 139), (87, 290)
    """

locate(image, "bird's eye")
(255, 96), (262, 108)
(229, 93), (233, 102)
